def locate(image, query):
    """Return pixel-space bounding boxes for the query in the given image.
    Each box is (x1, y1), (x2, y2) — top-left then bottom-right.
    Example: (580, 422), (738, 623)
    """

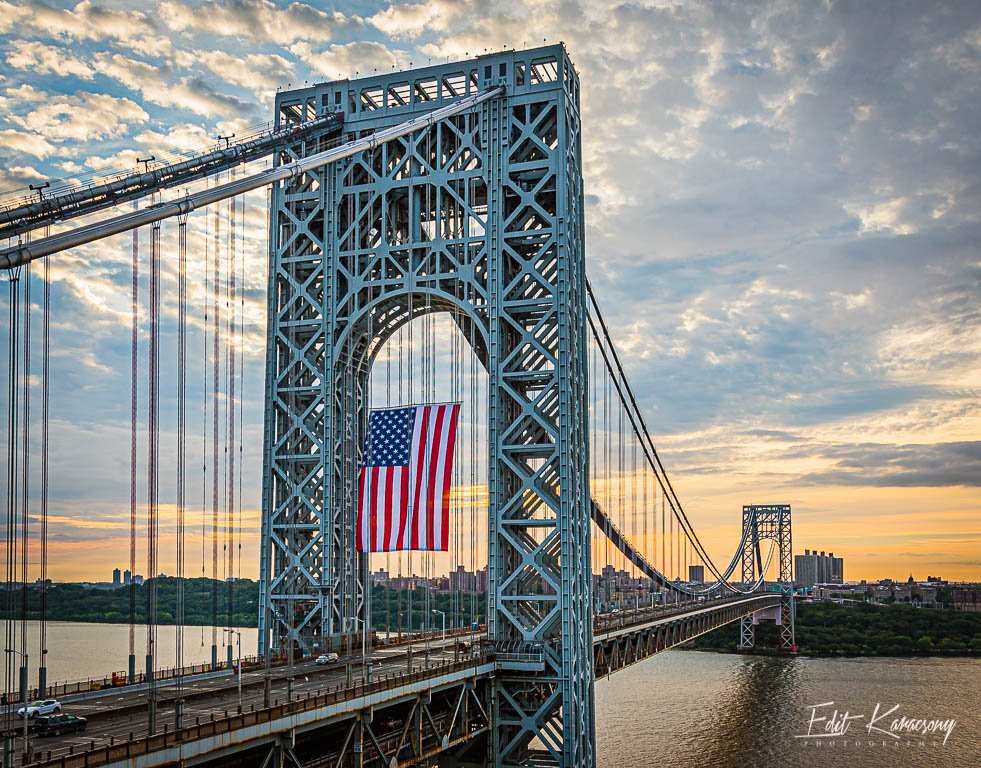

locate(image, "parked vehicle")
(315, 653), (339, 665)
(17, 699), (60, 718)
(33, 714), (87, 736)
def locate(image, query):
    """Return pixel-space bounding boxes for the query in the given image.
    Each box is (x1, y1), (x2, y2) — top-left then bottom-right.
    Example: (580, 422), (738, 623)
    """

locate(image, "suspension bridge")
(0, 45), (795, 768)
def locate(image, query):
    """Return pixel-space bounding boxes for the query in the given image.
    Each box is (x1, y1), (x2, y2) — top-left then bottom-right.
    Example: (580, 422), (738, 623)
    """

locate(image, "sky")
(0, 0), (978, 584)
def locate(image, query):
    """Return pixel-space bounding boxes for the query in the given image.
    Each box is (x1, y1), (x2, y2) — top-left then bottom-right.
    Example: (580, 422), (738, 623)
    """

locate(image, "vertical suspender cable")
(201, 185), (210, 649)
(406, 292), (412, 663)
(227, 189), (237, 648)
(146, 214), (161, 733)
(237, 193), (245, 588)
(129, 207), (139, 684)
(175, 211), (188, 730)
(397, 325), (404, 643)
(39, 229), (50, 697)
(19, 261), (31, 709)
(385, 335), (392, 635)
(211, 195), (221, 668)
(4, 266), (20, 747)
(661, 487), (665, 602)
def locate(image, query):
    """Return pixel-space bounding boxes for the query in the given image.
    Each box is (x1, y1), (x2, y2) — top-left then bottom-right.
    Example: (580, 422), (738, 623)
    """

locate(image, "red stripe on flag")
(437, 405), (460, 550)
(391, 467), (409, 549)
(380, 467), (392, 552)
(426, 405), (447, 549)
(357, 467), (368, 553)
(411, 406), (430, 550)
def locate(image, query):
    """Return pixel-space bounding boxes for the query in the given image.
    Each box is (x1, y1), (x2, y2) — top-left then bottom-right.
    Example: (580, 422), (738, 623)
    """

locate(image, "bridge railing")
(21, 654), (492, 768)
(5, 656), (264, 703)
(591, 593), (766, 635)
(6, 626), (482, 703)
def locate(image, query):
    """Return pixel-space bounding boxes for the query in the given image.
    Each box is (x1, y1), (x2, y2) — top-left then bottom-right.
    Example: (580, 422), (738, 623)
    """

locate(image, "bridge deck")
(14, 595), (783, 768)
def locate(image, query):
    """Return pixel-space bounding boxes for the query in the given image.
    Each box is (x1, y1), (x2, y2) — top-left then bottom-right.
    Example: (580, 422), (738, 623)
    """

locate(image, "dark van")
(33, 714), (87, 736)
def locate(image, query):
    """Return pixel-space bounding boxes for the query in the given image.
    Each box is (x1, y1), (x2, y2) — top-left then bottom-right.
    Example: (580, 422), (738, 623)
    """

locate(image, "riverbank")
(688, 600), (981, 656)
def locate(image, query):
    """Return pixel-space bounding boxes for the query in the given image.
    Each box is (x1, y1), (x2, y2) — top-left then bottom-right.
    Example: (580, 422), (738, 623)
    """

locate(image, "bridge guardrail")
(21, 654), (492, 768)
(3, 626), (481, 702)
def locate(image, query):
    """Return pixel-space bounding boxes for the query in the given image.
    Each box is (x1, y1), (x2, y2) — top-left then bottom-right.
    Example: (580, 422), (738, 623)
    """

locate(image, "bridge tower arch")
(737, 504), (796, 650)
(259, 45), (595, 767)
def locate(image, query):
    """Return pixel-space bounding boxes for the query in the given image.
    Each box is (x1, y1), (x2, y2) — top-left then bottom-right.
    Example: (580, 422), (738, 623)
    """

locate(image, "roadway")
(15, 595), (773, 766)
(16, 636), (474, 766)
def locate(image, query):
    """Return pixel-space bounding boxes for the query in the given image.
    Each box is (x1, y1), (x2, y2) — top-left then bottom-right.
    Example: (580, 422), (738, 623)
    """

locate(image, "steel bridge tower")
(259, 46), (595, 766)
(738, 503), (795, 650)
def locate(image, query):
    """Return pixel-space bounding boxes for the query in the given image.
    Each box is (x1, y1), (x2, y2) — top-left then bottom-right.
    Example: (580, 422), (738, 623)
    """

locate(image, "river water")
(4, 620), (260, 687)
(5, 622), (978, 766)
(596, 650), (979, 767)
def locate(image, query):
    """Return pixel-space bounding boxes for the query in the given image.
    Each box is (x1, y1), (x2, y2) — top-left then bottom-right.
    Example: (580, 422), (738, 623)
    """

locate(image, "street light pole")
(223, 629), (242, 713)
(354, 617), (372, 683)
(432, 609), (445, 646)
(5, 648), (30, 764)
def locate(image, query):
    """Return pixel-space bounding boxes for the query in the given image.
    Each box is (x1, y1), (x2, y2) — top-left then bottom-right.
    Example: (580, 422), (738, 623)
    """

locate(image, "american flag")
(356, 403), (461, 552)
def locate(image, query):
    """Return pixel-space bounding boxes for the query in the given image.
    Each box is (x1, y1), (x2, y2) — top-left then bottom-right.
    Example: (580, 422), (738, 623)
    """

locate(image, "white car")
(315, 653), (339, 665)
(18, 699), (61, 718)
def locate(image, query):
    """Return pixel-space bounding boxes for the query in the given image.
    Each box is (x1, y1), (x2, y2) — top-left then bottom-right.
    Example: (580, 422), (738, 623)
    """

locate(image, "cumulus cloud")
(6, 39), (95, 79)
(0, 128), (57, 158)
(159, 0), (356, 44)
(368, 0), (466, 39)
(0, 0), (172, 56)
(290, 40), (404, 78)
(0, 162), (48, 196)
(194, 50), (293, 91)
(92, 51), (252, 117)
(8, 90), (148, 142)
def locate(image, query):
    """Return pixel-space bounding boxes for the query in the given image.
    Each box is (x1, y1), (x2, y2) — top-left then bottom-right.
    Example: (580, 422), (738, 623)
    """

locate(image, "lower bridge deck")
(11, 594), (783, 768)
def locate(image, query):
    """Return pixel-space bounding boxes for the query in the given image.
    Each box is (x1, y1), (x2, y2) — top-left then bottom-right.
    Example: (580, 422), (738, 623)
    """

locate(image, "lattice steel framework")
(259, 45), (595, 767)
(737, 504), (795, 649)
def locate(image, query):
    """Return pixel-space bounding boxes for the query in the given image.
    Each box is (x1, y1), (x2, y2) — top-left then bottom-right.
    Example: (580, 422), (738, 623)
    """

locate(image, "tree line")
(689, 601), (981, 655)
(0, 579), (487, 632)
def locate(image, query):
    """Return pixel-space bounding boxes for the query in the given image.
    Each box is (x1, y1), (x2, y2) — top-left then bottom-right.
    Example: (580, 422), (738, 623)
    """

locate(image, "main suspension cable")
(585, 280), (753, 591)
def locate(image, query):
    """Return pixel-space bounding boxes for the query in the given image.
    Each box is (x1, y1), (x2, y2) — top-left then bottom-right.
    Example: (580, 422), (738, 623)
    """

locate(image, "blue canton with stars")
(362, 407), (416, 467)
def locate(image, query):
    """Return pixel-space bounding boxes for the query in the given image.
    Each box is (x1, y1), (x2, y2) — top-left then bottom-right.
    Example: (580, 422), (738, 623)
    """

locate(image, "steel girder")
(593, 594), (783, 676)
(737, 504), (794, 650)
(260, 46), (594, 767)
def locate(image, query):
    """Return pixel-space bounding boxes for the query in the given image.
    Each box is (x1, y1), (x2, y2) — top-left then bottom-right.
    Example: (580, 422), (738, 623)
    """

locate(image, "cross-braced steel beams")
(260, 46), (594, 767)
(737, 504), (794, 650)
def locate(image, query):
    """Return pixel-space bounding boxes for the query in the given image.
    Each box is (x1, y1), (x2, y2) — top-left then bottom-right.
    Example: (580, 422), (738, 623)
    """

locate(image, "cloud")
(8, 90), (148, 142)
(5, 39), (95, 79)
(0, 128), (57, 158)
(368, 0), (466, 39)
(799, 442), (981, 488)
(290, 40), (404, 78)
(0, 0), (979, 583)
(0, 0), (172, 56)
(159, 0), (356, 44)
(194, 50), (293, 91)
(0, 162), (48, 196)
(92, 52), (253, 117)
